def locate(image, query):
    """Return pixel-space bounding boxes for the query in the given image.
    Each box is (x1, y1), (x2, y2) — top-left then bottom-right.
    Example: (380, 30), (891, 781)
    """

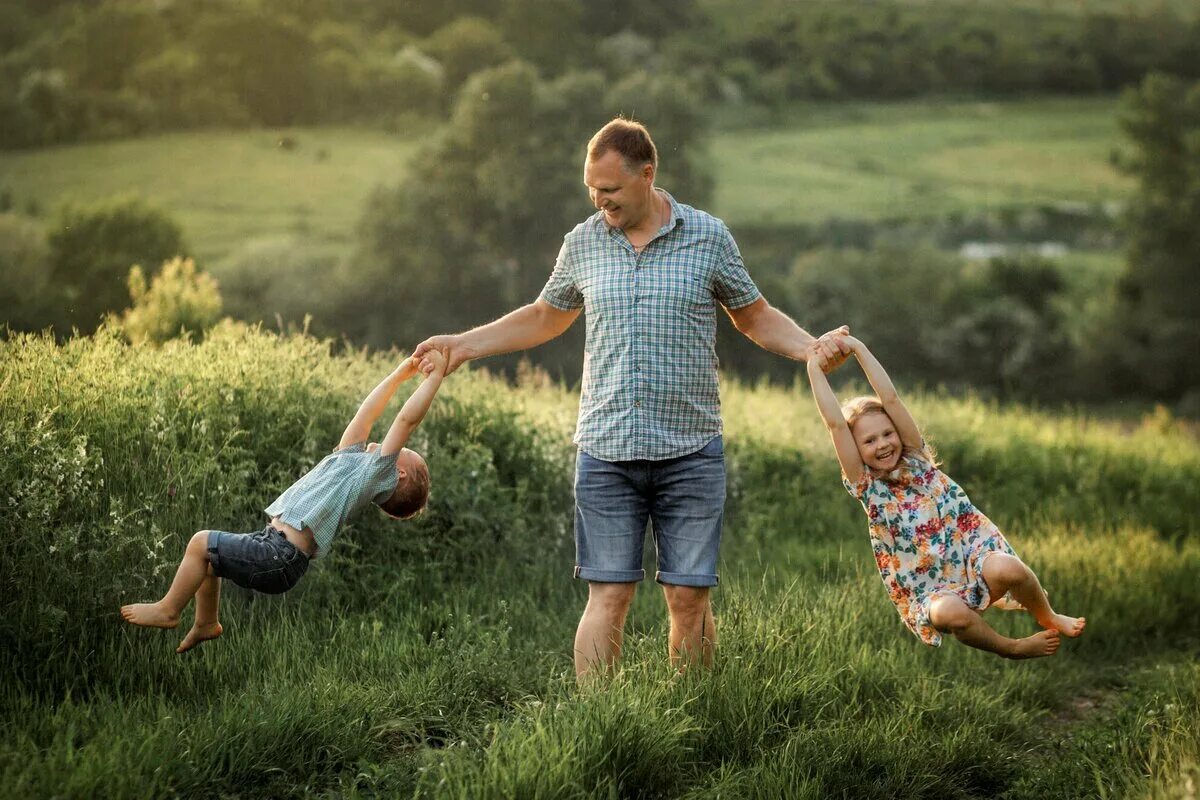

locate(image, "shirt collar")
(602, 188), (683, 239)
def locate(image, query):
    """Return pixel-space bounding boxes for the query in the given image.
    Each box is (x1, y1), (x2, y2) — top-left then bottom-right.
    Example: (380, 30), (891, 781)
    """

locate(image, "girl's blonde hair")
(840, 395), (937, 469)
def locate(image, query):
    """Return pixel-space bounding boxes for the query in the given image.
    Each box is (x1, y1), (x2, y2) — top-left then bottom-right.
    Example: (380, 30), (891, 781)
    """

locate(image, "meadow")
(0, 97), (1130, 263)
(2, 328), (1197, 798)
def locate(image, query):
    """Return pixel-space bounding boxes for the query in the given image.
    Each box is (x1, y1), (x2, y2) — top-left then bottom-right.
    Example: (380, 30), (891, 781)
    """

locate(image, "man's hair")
(587, 117), (657, 173)
(378, 456), (431, 519)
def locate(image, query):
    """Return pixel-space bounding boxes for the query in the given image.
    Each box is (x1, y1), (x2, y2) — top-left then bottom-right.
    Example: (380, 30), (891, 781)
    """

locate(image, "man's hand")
(810, 326), (852, 373)
(413, 335), (472, 376)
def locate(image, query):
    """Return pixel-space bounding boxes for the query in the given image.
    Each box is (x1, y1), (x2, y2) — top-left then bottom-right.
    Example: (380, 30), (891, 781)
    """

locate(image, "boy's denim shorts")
(206, 525), (310, 595)
(573, 435), (726, 587)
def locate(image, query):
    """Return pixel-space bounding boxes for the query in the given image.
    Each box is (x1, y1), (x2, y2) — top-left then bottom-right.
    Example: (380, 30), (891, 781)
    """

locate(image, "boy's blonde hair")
(378, 457), (431, 519)
(841, 395), (937, 467)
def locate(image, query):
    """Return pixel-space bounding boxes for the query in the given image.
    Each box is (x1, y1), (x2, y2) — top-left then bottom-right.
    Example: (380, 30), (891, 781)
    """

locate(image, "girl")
(806, 333), (1085, 658)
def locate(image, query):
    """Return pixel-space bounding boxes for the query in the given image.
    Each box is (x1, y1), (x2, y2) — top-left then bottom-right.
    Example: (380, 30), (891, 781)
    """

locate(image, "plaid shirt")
(265, 443), (399, 558)
(540, 190), (761, 461)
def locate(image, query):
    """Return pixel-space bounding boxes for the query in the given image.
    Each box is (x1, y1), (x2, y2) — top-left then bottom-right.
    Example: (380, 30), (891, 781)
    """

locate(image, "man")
(414, 118), (848, 679)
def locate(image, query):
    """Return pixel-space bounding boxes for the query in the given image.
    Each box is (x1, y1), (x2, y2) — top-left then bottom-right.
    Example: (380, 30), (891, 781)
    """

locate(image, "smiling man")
(414, 117), (848, 680)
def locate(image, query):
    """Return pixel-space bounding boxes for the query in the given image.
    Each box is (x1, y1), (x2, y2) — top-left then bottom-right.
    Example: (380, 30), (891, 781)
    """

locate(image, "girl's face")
(851, 412), (903, 471)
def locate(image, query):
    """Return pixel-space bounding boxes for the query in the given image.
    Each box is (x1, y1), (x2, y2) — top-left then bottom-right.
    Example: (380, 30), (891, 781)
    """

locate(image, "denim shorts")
(573, 435), (726, 587)
(206, 525), (310, 595)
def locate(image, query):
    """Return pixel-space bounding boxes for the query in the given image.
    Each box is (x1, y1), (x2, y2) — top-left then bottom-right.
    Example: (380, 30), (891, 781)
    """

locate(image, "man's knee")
(586, 582), (637, 617)
(663, 585), (709, 619)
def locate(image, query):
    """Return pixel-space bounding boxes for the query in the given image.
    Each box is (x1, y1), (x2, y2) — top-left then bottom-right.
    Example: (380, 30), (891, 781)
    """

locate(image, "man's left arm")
(725, 298), (850, 364)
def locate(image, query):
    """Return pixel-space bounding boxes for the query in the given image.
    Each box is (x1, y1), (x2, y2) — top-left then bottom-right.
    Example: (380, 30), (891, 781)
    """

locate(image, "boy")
(120, 348), (447, 652)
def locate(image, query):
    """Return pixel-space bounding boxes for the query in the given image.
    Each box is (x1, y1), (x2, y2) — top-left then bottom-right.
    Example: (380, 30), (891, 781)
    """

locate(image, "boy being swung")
(121, 348), (448, 652)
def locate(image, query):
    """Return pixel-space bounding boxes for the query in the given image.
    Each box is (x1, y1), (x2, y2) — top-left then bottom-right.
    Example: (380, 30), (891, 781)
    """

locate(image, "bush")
(209, 235), (340, 332)
(117, 257), (222, 345)
(46, 195), (186, 335)
(0, 212), (52, 332)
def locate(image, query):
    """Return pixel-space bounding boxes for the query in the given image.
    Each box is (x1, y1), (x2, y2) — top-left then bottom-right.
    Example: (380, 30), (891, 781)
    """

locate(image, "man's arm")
(724, 297), (851, 364)
(413, 299), (581, 374)
(379, 350), (446, 456)
(338, 357), (421, 450)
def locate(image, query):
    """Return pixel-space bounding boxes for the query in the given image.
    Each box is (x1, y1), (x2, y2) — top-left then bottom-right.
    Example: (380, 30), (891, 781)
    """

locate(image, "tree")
(1110, 74), (1200, 399)
(47, 196), (185, 334)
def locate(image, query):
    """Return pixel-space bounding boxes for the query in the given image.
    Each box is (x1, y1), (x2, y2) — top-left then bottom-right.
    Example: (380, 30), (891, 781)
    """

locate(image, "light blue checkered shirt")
(540, 190), (761, 461)
(264, 443), (399, 559)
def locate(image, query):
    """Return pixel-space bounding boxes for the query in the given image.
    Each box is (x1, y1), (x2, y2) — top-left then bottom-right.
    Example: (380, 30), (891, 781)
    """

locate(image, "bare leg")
(574, 582), (638, 682)
(982, 553), (1086, 637)
(662, 585), (716, 671)
(121, 531), (213, 629)
(176, 573), (223, 654)
(929, 594), (1060, 659)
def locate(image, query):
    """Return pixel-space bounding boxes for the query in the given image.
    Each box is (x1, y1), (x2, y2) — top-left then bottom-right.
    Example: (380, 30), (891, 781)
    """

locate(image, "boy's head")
(377, 447), (430, 519)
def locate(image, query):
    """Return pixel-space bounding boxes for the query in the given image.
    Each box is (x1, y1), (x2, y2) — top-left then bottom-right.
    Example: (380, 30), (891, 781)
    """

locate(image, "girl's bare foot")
(120, 602), (179, 629)
(1006, 629), (1060, 659)
(1048, 614), (1086, 638)
(991, 596), (1026, 612)
(176, 622), (223, 654)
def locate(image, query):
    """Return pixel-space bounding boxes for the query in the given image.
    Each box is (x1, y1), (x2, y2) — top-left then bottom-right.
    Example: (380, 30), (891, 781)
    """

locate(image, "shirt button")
(634, 400), (641, 407)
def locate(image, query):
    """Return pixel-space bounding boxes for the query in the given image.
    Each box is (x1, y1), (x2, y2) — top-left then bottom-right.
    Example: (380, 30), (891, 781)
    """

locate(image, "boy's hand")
(394, 357), (420, 381)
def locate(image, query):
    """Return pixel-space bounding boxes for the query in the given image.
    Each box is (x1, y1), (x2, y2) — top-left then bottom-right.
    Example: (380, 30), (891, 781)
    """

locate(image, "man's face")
(584, 150), (654, 231)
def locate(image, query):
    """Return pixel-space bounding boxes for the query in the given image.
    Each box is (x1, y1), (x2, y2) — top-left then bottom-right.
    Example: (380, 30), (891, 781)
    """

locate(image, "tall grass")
(2, 330), (1197, 798)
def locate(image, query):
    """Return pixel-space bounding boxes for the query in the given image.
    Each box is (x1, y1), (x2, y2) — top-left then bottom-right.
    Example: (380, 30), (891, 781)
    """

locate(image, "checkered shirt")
(540, 190), (761, 461)
(264, 442), (399, 558)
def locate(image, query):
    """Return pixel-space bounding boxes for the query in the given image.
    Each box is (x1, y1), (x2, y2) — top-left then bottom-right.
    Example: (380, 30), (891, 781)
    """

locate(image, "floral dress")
(842, 451), (1016, 646)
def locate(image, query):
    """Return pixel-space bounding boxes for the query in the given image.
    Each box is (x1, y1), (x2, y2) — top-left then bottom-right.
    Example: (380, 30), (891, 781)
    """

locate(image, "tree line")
(2, 0), (1199, 148)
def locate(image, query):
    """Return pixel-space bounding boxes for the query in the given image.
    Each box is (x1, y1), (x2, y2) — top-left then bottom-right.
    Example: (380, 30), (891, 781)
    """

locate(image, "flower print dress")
(842, 450), (1017, 646)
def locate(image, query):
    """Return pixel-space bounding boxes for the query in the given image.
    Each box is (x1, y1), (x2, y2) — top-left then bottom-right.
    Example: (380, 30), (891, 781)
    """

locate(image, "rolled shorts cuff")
(205, 533), (222, 573)
(574, 566), (645, 583)
(655, 570), (719, 587)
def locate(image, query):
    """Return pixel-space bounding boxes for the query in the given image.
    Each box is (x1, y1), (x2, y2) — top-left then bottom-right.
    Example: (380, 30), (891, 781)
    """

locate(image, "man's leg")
(662, 584), (715, 670)
(574, 581), (638, 679)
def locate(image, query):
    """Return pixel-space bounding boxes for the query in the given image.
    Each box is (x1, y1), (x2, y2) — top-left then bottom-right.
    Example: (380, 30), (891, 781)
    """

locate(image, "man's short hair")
(379, 456), (431, 519)
(587, 117), (657, 173)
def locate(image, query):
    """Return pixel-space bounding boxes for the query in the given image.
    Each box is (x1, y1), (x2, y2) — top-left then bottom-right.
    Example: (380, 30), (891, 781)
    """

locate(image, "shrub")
(0, 212), (52, 332)
(46, 195), (185, 335)
(117, 257), (223, 345)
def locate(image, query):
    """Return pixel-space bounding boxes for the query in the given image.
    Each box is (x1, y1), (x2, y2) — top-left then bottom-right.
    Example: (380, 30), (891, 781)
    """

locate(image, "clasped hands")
(808, 325), (855, 373)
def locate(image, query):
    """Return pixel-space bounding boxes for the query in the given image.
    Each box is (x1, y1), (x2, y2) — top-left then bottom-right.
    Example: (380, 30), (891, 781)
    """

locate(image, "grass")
(0, 97), (1131, 264)
(709, 97), (1132, 227)
(2, 329), (1198, 797)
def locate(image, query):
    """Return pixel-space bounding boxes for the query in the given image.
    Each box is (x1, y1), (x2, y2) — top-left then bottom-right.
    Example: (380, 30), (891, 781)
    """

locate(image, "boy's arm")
(379, 350), (446, 456)
(337, 357), (420, 450)
(845, 337), (924, 451)
(806, 355), (864, 485)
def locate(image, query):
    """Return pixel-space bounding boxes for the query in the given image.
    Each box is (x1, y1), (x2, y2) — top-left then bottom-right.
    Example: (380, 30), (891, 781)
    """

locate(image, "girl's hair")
(840, 395), (938, 469)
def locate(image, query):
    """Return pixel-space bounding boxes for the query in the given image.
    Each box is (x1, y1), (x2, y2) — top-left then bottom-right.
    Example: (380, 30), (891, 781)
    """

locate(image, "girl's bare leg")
(121, 531), (214, 629)
(982, 553), (1086, 637)
(929, 594), (1060, 659)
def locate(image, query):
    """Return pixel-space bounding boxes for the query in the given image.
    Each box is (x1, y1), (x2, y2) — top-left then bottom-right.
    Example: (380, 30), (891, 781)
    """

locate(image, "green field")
(710, 97), (1131, 227)
(0, 98), (1131, 264)
(2, 330), (1198, 797)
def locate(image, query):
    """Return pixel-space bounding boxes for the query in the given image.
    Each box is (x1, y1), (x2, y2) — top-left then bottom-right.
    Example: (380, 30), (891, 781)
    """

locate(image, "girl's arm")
(379, 350), (446, 456)
(338, 357), (420, 450)
(806, 355), (865, 485)
(845, 337), (924, 451)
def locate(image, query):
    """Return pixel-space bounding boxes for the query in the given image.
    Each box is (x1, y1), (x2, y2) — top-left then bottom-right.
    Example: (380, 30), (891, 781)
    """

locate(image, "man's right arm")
(413, 299), (581, 374)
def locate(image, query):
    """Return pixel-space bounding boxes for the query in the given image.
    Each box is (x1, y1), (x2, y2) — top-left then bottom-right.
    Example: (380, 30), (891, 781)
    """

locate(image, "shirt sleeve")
(539, 238), (584, 311)
(713, 225), (761, 310)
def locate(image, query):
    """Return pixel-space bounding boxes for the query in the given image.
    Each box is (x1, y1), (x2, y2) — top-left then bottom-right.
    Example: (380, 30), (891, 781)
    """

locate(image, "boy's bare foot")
(1048, 614), (1086, 638)
(120, 602), (179, 629)
(1006, 630), (1060, 659)
(176, 622), (223, 654)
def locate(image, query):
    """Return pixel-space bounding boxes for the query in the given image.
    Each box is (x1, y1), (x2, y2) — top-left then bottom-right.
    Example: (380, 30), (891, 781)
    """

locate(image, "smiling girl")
(806, 333), (1085, 658)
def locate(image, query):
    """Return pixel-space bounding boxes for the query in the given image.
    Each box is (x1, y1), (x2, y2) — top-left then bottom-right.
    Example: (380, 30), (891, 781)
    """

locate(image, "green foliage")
(422, 17), (514, 92)
(0, 212), (52, 332)
(46, 195), (185, 334)
(117, 257), (222, 346)
(1108, 73), (1200, 400)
